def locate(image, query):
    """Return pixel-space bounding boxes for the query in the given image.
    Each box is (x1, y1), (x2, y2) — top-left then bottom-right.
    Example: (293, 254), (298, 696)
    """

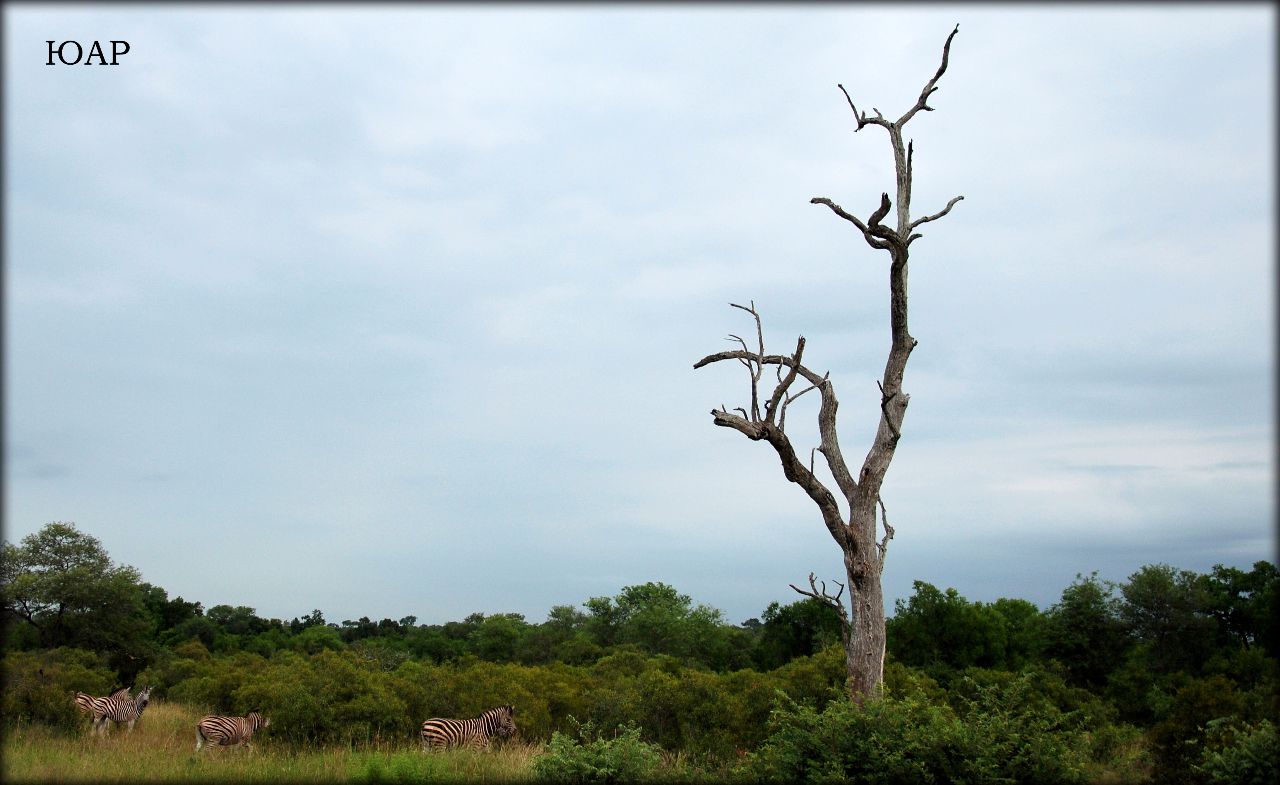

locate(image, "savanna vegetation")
(3, 521), (1277, 783)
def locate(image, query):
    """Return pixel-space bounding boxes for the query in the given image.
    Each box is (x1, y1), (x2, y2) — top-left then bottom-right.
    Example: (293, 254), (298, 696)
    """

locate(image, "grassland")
(2, 700), (544, 783)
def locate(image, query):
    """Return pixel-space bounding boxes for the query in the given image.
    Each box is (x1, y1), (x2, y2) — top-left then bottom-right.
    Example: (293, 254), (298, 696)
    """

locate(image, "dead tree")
(693, 26), (962, 704)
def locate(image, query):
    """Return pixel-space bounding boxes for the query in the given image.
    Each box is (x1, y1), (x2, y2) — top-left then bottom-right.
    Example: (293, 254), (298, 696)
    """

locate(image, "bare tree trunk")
(694, 26), (962, 704)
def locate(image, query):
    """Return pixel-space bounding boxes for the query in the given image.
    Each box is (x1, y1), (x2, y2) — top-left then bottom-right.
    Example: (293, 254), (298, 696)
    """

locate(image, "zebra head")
(493, 705), (517, 738)
(135, 686), (153, 709)
(247, 709), (270, 731)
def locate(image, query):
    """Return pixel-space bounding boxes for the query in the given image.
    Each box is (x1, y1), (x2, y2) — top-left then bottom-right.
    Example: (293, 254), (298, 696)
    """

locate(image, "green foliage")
(3, 523), (1276, 782)
(751, 674), (1091, 785)
(582, 582), (748, 670)
(1147, 674), (1248, 785)
(1198, 561), (1279, 658)
(2, 522), (154, 673)
(1043, 572), (1131, 690)
(532, 719), (663, 784)
(2, 647), (117, 732)
(1120, 564), (1218, 674)
(1195, 718), (1280, 785)
(753, 598), (843, 671)
(887, 581), (1028, 676)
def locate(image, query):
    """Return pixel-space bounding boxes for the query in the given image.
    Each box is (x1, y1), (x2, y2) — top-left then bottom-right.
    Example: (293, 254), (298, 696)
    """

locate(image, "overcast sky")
(4, 4), (1274, 627)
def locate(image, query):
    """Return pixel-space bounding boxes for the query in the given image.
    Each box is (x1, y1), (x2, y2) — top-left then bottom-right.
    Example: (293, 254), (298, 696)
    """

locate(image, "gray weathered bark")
(693, 26), (962, 704)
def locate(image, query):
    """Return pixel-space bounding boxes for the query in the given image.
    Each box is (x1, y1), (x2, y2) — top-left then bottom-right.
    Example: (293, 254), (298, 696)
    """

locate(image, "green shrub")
(749, 677), (1090, 785)
(1195, 719), (1280, 785)
(1, 648), (117, 733)
(532, 718), (662, 784)
(948, 674), (1090, 784)
(354, 751), (452, 783)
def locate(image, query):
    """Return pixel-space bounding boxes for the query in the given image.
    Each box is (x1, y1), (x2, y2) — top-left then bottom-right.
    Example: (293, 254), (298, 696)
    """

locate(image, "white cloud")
(4, 5), (1272, 624)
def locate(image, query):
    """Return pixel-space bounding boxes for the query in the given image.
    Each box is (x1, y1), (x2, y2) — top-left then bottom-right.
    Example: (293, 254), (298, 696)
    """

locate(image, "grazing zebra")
(75, 685), (152, 735)
(195, 710), (270, 752)
(420, 705), (516, 751)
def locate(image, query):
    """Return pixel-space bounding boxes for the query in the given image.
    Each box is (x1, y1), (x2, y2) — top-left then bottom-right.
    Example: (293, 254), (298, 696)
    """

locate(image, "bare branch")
(764, 336), (805, 426)
(789, 571), (846, 606)
(907, 195), (965, 234)
(708, 407), (761, 440)
(789, 572), (853, 646)
(899, 24), (959, 127)
(809, 197), (893, 251)
(695, 313), (851, 550)
(693, 349), (827, 389)
(779, 376), (822, 432)
(876, 496), (895, 574)
(726, 303), (765, 421)
(868, 192), (891, 228)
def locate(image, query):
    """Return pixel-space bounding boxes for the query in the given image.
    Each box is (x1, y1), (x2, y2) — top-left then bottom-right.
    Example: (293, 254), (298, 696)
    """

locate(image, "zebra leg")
(195, 729), (204, 752)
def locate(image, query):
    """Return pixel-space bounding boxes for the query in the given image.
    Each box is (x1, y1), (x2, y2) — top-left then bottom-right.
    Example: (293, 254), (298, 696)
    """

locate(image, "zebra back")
(74, 686), (131, 715)
(196, 710), (270, 748)
(420, 705), (516, 750)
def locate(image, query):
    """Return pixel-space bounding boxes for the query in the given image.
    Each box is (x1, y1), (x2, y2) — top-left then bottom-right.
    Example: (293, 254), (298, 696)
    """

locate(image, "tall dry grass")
(2, 699), (543, 783)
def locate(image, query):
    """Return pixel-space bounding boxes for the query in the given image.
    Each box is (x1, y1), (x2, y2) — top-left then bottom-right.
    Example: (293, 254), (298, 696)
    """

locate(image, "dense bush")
(532, 719), (663, 784)
(750, 674), (1093, 785)
(1, 647), (117, 733)
(1194, 718), (1280, 785)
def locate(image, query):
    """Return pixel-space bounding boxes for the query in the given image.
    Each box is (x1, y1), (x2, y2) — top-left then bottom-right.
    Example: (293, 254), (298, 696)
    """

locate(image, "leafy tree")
(339, 616), (380, 643)
(989, 597), (1048, 671)
(1119, 563), (1217, 674)
(1199, 562), (1279, 656)
(138, 582), (202, 636)
(519, 605), (589, 664)
(289, 609), (327, 633)
(754, 598), (843, 671)
(1, 522), (152, 673)
(160, 614), (220, 649)
(471, 613), (530, 663)
(291, 623), (346, 654)
(886, 581), (1009, 674)
(403, 624), (463, 662)
(584, 582), (738, 668)
(1042, 573), (1130, 690)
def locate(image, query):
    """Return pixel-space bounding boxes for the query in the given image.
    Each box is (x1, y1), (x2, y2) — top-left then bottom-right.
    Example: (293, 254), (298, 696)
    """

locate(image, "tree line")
(4, 522), (1277, 783)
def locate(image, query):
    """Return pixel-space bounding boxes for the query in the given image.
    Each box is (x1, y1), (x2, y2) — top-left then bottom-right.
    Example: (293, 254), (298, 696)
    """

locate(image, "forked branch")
(899, 24), (960, 126)
(790, 571), (853, 643)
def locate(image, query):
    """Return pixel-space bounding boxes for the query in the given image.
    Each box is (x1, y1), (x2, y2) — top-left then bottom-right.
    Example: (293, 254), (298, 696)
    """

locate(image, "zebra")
(74, 685), (152, 735)
(74, 686), (131, 717)
(420, 705), (516, 751)
(195, 710), (270, 752)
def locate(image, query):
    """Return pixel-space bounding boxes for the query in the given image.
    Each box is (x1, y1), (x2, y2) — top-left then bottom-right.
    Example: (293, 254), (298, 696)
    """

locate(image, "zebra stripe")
(420, 705), (516, 751)
(76, 686), (152, 735)
(74, 686), (131, 714)
(195, 710), (270, 752)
